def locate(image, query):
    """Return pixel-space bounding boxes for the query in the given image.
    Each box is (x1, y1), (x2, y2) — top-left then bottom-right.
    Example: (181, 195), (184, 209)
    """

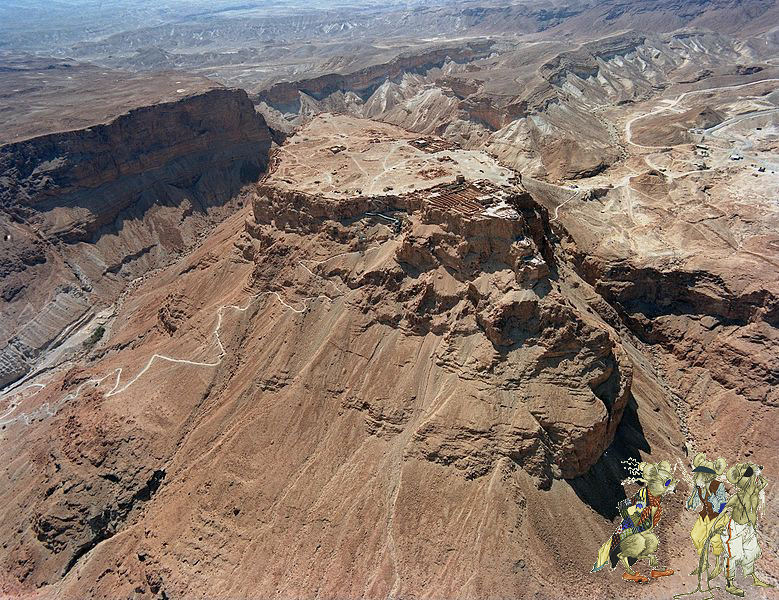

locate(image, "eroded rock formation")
(0, 81), (272, 389)
(1, 113), (774, 599)
(246, 180), (633, 487)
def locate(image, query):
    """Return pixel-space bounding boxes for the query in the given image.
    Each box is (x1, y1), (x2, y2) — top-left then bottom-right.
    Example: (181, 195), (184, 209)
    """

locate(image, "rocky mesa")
(0, 116), (688, 599)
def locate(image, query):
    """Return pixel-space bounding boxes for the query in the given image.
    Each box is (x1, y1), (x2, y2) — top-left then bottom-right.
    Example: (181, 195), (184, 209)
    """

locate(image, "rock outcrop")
(247, 178), (632, 486)
(1, 115), (746, 600)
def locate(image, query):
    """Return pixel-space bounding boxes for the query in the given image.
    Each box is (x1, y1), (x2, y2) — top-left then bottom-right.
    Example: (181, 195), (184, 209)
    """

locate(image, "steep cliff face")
(247, 182), (633, 485)
(525, 170), (779, 583)
(1, 87), (269, 241)
(0, 181), (647, 599)
(587, 264), (778, 405)
(0, 118), (693, 599)
(0, 86), (272, 389)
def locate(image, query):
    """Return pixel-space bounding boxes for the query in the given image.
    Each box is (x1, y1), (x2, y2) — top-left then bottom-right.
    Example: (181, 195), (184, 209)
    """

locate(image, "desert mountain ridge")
(0, 1), (778, 598)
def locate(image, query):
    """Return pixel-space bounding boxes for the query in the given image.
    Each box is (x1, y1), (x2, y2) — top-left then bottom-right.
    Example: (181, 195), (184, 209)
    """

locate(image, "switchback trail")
(0, 248), (372, 427)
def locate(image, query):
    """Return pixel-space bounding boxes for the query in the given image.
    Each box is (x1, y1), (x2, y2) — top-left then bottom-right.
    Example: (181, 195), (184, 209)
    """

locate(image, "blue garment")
(686, 481), (727, 514)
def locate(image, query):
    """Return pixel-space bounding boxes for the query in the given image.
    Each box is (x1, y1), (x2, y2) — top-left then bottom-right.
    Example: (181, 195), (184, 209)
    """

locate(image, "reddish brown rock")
(0, 63), (272, 391)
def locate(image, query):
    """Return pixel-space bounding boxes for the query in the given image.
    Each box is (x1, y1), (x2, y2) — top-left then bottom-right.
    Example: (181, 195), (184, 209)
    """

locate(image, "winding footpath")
(0, 249), (366, 427)
(550, 190), (581, 222)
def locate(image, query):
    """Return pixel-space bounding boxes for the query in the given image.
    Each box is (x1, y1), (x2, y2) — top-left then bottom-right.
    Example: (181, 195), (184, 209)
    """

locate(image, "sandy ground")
(0, 56), (219, 144)
(271, 114), (515, 197)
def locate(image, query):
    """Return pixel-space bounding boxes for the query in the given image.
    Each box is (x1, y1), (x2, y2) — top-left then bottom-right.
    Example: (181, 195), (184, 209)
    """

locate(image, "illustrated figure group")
(591, 454), (773, 597)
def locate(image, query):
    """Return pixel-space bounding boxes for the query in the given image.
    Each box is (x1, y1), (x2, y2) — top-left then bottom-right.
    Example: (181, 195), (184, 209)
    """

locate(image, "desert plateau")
(0, 1), (778, 599)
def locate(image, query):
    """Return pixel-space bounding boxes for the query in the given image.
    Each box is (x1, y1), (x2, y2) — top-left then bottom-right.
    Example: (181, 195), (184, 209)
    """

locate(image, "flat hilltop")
(0, 55), (219, 145)
(269, 113), (516, 198)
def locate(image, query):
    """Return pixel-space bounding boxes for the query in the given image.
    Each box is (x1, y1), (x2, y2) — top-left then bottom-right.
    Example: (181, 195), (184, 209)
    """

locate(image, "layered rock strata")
(0, 122), (689, 599)
(246, 179), (633, 486)
(0, 84), (272, 389)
